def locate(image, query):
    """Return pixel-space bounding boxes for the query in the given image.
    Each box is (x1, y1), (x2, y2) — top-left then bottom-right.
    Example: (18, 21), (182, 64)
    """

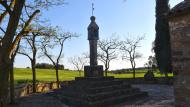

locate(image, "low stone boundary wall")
(116, 77), (173, 85)
(13, 82), (58, 98)
(12, 81), (73, 99)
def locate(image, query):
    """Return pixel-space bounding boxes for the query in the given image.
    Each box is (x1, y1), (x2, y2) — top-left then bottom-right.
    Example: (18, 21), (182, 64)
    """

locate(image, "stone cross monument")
(84, 5), (103, 77)
(60, 4), (148, 107)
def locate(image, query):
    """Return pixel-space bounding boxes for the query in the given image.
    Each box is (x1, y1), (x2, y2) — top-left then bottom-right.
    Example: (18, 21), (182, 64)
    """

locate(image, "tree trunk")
(31, 59), (36, 93)
(105, 69), (108, 77)
(9, 61), (15, 104)
(164, 72), (169, 83)
(105, 61), (108, 77)
(130, 60), (136, 79)
(164, 72), (168, 77)
(0, 56), (11, 107)
(79, 70), (81, 77)
(132, 68), (135, 79)
(133, 61), (136, 79)
(0, 1), (25, 106)
(55, 65), (60, 88)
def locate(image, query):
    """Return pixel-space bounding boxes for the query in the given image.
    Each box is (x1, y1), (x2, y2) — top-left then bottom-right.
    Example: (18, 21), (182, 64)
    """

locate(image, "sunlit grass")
(109, 72), (173, 78)
(14, 68), (83, 84)
(14, 68), (173, 84)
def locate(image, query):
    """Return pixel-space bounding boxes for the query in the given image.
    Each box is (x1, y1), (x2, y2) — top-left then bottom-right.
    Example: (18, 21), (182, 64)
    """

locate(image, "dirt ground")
(8, 84), (174, 107)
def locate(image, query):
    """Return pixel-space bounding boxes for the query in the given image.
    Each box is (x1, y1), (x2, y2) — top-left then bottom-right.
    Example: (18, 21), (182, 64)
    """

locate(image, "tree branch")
(0, 27), (5, 34)
(0, 1), (12, 14)
(1, 0), (25, 57)
(17, 51), (32, 61)
(0, 11), (8, 25)
(43, 45), (56, 66)
(9, 9), (40, 56)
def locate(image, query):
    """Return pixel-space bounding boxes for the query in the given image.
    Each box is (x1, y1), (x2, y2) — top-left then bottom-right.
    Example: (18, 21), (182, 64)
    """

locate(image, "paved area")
(115, 84), (174, 107)
(9, 84), (174, 107)
(8, 93), (67, 107)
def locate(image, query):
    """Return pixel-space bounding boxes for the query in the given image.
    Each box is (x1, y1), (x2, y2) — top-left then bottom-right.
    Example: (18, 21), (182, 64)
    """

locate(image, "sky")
(15, 0), (183, 70)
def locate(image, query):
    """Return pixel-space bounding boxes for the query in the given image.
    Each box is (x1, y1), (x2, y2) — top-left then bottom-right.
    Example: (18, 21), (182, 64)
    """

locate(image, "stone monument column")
(89, 40), (98, 65)
(84, 16), (103, 77)
(168, 0), (190, 106)
(88, 16), (98, 66)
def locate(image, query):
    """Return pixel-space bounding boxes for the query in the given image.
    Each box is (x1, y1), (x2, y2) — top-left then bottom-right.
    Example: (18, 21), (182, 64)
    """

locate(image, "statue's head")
(90, 16), (96, 22)
(88, 16), (99, 40)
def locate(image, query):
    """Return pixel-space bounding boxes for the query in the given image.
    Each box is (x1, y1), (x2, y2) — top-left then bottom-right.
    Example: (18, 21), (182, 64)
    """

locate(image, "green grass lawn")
(109, 72), (173, 78)
(14, 68), (81, 84)
(14, 68), (173, 84)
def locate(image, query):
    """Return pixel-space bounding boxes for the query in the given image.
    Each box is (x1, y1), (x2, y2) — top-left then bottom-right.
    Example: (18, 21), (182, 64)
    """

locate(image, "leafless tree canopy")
(40, 28), (77, 87)
(98, 36), (121, 76)
(69, 54), (88, 77)
(69, 55), (88, 71)
(41, 30), (77, 65)
(120, 36), (144, 78)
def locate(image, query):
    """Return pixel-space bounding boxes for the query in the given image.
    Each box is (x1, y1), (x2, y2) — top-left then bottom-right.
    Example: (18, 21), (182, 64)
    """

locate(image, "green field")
(14, 68), (173, 84)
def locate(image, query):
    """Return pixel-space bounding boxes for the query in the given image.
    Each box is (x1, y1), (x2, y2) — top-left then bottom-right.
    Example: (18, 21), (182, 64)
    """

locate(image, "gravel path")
(8, 84), (174, 107)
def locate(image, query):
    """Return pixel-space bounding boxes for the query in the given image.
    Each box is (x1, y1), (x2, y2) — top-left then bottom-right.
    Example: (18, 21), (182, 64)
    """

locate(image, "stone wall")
(8, 81), (72, 101)
(14, 82), (58, 97)
(169, 14), (190, 107)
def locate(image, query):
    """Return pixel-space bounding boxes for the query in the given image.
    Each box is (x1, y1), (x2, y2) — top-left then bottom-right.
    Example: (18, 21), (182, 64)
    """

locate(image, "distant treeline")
(110, 67), (158, 74)
(35, 63), (64, 70)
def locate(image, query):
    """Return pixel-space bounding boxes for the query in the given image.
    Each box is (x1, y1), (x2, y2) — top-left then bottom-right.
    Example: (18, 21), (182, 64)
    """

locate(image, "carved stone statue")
(87, 16), (99, 66)
(88, 16), (99, 40)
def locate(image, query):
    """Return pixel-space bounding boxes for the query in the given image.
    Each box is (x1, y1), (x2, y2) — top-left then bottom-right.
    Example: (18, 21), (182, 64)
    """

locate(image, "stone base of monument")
(84, 65), (104, 77)
(59, 76), (148, 107)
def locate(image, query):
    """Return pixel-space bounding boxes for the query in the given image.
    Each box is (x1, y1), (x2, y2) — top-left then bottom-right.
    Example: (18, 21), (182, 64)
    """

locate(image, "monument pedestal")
(75, 76), (114, 81)
(84, 65), (103, 77)
(59, 76), (148, 107)
(57, 15), (148, 106)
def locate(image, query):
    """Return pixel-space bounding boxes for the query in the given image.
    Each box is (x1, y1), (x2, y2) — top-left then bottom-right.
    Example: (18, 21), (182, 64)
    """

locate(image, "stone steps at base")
(89, 91), (148, 107)
(61, 91), (148, 107)
(75, 76), (115, 81)
(62, 83), (131, 94)
(56, 78), (148, 107)
(69, 80), (125, 88)
(85, 83), (131, 94)
(62, 87), (140, 101)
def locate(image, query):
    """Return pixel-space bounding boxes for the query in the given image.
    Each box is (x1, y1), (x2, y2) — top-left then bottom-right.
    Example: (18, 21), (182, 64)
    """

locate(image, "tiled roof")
(169, 0), (190, 17)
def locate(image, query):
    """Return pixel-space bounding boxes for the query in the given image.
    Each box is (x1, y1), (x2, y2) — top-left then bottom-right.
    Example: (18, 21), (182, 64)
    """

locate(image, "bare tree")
(69, 55), (88, 76)
(17, 25), (55, 93)
(120, 36), (144, 79)
(0, 1), (38, 106)
(41, 30), (77, 88)
(0, 0), (65, 106)
(98, 36), (121, 76)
